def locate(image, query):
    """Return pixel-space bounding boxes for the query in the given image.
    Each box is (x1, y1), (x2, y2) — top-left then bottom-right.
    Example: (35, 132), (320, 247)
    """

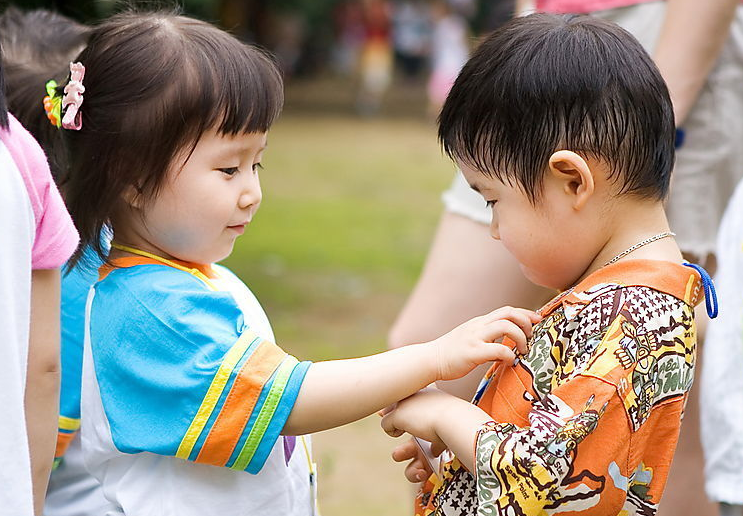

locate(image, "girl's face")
(124, 128), (267, 264)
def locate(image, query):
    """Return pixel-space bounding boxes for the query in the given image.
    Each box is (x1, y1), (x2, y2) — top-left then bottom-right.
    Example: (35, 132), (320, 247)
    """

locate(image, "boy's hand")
(382, 388), (493, 473)
(433, 306), (540, 381)
(381, 388), (456, 445)
(391, 438), (442, 483)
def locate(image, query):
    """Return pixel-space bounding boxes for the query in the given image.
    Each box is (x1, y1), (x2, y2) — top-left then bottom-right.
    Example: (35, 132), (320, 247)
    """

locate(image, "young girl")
(53, 11), (540, 516)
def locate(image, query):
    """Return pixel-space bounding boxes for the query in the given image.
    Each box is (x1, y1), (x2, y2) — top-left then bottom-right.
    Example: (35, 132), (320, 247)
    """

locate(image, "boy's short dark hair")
(438, 13), (675, 202)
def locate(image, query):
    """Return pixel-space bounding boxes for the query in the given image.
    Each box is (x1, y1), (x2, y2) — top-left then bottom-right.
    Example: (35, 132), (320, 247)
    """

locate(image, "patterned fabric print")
(475, 396), (609, 515)
(415, 261), (701, 516)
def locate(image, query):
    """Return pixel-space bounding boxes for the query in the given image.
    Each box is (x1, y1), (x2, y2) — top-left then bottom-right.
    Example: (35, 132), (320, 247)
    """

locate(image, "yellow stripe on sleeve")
(58, 415), (81, 432)
(175, 330), (261, 460)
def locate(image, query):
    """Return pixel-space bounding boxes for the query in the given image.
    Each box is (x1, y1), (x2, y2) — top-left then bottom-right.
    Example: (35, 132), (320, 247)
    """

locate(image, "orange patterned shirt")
(415, 260), (702, 516)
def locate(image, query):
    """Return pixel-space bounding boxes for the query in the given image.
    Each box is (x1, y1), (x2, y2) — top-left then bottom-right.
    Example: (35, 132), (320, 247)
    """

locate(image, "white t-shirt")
(0, 127), (35, 516)
(0, 115), (78, 516)
(81, 262), (315, 516)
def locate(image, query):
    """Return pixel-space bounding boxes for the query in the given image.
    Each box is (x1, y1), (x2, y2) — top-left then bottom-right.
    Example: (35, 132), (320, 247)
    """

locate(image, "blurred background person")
(426, 0), (470, 115)
(356, 0), (393, 115)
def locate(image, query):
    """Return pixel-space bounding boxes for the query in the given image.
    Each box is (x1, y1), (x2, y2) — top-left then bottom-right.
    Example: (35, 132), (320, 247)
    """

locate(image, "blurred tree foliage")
(3, 0), (338, 41)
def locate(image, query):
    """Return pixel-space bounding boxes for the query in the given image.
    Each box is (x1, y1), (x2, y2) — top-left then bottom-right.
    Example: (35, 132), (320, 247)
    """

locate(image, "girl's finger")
(481, 319), (528, 356)
(478, 342), (517, 366)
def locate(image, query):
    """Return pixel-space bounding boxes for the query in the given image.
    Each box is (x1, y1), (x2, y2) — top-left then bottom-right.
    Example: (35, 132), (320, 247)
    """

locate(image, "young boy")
(381, 13), (714, 516)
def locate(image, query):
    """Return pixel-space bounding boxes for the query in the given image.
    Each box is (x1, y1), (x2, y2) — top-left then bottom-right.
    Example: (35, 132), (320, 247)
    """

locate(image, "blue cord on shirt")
(683, 262), (718, 318)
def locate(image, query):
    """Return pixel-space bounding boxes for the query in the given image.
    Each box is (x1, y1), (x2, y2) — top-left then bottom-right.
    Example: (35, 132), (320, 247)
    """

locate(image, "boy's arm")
(384, 375), (628, 508)
(654, 0), (738, 125)
(283, 307), (539, 435)
(382, 389), (492, 470)
(25, 268), (62, 516)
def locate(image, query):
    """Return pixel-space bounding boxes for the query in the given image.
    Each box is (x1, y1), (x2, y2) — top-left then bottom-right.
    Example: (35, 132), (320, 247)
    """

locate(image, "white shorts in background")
(700, 179), (743, 505)
(442, 3), (743, 258)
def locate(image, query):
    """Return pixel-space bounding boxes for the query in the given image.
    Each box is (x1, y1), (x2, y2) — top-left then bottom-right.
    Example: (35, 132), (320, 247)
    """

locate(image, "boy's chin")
(520, 265), (571, 292)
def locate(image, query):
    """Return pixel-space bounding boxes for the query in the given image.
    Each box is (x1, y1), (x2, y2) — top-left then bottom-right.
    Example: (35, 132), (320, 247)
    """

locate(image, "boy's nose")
(489, 222), (501, 240)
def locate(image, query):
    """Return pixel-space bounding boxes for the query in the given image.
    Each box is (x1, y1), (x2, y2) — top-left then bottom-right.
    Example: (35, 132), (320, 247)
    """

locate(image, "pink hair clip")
(61, 62), (85, 130)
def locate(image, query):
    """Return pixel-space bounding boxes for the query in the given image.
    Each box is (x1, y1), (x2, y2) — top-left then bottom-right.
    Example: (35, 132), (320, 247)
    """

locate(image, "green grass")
(223, 113), (454, 360)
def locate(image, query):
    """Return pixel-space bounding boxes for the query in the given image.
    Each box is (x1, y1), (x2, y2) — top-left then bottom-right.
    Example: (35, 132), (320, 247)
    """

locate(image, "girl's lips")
(227, 224), (246, 234)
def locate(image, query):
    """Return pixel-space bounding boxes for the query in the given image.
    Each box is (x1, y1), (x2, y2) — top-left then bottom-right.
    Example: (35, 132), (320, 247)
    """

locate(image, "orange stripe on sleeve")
(55, 431), (76, 459)
(195, 341), (287, 466)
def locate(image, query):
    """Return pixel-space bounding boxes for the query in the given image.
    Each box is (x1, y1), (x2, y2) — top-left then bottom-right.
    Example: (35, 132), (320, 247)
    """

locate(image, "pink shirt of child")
(0, 113), (78, 516)
(536, 0), (652, 14)
(0, 114), (78, 269)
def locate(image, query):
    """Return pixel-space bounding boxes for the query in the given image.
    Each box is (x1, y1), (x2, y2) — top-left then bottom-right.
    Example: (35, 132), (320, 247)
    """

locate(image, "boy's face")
(459, 161), (604, 291)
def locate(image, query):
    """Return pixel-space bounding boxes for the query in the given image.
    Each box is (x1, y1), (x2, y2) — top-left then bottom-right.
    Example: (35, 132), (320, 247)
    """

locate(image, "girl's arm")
(283, 307), (539, 435)
(653, 0), (738, 125)
(25, 268), (62, 516)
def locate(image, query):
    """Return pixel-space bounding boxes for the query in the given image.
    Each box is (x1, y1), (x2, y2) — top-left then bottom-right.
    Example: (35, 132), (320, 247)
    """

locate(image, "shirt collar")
(538, 259), (703, 318)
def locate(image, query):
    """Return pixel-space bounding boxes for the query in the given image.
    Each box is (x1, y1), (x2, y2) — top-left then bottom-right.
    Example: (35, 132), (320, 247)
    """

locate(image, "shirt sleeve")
(89, 267), (311, 474)
(474, 375), (625, 513)
(1, 115), (78, 269)
(56, 248), (105, 463)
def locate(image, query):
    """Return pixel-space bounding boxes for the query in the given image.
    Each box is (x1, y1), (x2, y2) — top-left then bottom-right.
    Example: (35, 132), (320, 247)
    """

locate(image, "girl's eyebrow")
(214, 141), (268, 160)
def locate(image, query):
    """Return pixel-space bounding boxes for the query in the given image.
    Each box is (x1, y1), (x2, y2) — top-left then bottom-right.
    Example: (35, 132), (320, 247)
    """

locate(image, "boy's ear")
(547, 150), (594, 210)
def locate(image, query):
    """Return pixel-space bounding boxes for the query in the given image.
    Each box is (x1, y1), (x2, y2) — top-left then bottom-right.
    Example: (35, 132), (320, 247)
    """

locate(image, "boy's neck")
(575, 199), (682, 287)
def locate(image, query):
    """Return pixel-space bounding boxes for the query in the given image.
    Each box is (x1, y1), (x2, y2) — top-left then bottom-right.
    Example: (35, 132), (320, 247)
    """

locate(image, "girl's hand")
(432, 306), (541, 381)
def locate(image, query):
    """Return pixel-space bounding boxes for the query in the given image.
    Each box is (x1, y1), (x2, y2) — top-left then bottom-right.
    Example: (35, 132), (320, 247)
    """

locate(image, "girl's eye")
(219, 167), (240, 176)
(252, 162), (264, 172)
(485, 200), (497, 208)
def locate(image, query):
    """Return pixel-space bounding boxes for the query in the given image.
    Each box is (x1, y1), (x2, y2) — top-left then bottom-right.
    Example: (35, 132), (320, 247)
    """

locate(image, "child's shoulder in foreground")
(522, 259), (701, 408)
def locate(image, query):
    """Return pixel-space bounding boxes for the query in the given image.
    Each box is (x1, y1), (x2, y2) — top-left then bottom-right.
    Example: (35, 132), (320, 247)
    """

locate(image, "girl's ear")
(122, 184), (144, 210)
(547, 150), (595, 210)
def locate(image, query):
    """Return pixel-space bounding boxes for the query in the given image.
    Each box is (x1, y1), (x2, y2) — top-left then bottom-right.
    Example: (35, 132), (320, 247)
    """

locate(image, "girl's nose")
(239, 181), (261, 211)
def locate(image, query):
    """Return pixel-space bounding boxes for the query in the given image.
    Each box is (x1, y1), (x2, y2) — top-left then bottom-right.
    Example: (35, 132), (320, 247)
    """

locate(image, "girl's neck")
(108, 228), (176, 263)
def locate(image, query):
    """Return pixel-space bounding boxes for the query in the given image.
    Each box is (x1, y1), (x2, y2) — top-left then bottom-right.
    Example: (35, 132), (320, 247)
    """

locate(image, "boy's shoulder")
(547, 259), (701, 320)
(525, 260), (700, 429)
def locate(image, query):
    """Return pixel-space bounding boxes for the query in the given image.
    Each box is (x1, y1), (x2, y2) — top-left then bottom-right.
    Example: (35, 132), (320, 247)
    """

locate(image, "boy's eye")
(252, 162), (264, 172)
(485, 200), (497, 208)
(218, 167), (240, 176)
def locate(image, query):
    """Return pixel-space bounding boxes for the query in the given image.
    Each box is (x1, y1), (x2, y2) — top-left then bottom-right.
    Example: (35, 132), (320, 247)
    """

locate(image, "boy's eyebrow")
(468, 183), (482, 194)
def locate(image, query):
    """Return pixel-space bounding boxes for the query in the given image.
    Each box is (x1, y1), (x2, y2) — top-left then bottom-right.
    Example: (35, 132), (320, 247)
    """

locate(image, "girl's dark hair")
(439, 13), (675, 202)
(0, 7), (91, 178)
(63, 11), (284, 269)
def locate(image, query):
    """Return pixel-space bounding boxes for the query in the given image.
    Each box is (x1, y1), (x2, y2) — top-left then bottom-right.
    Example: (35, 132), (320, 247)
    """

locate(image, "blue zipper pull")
(683, 262), (718, 318)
